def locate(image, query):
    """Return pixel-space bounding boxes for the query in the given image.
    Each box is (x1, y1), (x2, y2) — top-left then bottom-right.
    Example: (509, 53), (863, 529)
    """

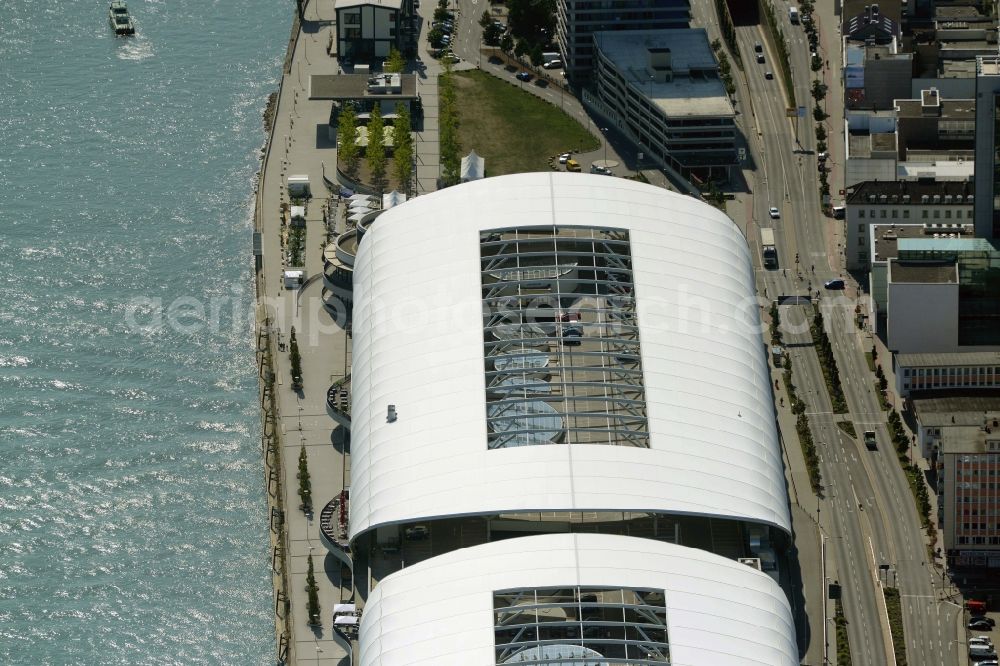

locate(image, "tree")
(392, 103), (413, 193)
(479, 9), (493, 30)
(529, 43), (544, 67)
(305, 554), (321, 625)
(337, 104), (360, 177)
(811, 79), (828, 102)
(289, 326), (303, 390)
(514, 39), (529, 58)
(500, 33), (514, 54)
(385, 47), (405, 73)
(813, 105), (828, 122)
(507, 0), (556, 49)
(710, 38), (722, 52)
(438, 70), (461, 186)
(367, 104), (387, 192)
(297, 444), (312, 513)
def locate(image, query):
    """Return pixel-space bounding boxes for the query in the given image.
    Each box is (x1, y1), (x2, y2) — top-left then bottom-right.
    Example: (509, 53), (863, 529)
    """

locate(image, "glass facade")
(493, 586), (669, 665)
(480, 227), (649, 449)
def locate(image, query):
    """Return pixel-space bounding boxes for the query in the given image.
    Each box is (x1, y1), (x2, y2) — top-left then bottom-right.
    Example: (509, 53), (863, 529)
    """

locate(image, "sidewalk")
(256, 0), (352, 663)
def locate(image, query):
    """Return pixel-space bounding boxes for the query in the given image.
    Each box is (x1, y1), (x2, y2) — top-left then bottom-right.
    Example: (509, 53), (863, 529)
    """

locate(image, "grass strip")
(883, 587), (908, 666)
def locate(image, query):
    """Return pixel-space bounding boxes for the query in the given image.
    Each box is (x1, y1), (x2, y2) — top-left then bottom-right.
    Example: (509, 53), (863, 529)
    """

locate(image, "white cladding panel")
(350, 173), (790, 539)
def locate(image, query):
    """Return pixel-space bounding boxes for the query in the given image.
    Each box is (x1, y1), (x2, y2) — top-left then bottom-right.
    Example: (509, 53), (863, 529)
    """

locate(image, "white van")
(832, 205), (845, 219)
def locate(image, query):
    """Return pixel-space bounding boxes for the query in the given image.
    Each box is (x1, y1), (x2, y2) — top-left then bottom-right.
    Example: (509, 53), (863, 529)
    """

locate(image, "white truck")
(789, 6), (799, 23)
(761, 227), (778, 269)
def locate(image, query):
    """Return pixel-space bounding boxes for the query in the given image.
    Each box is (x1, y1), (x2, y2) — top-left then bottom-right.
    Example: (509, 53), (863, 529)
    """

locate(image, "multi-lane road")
(721, 3), (965, 665)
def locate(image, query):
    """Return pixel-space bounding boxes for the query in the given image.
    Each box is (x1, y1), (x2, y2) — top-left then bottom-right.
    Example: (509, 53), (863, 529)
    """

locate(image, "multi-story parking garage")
(325, 173), (798, 662)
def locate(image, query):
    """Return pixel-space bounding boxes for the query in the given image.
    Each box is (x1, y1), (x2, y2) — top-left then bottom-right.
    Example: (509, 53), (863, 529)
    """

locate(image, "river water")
(0, 1), (290, 663)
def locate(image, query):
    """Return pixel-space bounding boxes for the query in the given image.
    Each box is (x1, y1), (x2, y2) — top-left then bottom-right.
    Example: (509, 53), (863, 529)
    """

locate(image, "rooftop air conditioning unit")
(738, 558), (763, 571)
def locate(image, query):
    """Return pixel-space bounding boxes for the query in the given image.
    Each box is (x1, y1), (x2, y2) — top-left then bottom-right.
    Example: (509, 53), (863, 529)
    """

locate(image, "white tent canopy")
(350, 199), (373, 209)
(333, 603), (356, 614)
(382, 190), (407, 209)
(334, 615), (359, 626)
(349, 193), (373, 202)
(349, 212), (369, 223)
(461, 150), (485, 182)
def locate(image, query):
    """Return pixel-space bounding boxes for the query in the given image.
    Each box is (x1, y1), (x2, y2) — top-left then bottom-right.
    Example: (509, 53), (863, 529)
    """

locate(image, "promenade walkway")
(257, 1), (352, 664)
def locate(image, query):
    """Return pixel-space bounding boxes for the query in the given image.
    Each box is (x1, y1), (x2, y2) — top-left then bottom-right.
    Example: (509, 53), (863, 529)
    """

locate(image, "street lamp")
(601, 127), (609, 166)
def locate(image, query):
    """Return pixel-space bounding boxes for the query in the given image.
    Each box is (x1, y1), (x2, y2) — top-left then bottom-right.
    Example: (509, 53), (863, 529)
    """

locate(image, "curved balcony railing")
(319, 492), (353, 567)
(326, 376), (351, 428)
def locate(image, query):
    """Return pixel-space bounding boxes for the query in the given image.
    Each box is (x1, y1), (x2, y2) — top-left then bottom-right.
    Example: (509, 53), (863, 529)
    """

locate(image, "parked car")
(972, 616), (997, 627)
(565, 159), (581, 172)
(558, 152), (571, 164)
(543, 59), (562, 69)
(824, 279), (846, 290)
(441, 52), (459, 64)
(970, 637), (995, 647)
(560, 311), (581, 323)
(516, 71), (532, 81)
(769, 206), (780, 219)
(972, 619), (996, 630)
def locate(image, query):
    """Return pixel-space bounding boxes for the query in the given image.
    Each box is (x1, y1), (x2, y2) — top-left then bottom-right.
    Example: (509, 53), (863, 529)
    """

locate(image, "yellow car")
(566, 159), (581, 172)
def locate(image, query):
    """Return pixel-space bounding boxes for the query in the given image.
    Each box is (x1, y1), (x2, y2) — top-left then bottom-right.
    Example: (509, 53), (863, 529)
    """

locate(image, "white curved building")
(349, 173), (788, 550)
(358, 533), (798, 666)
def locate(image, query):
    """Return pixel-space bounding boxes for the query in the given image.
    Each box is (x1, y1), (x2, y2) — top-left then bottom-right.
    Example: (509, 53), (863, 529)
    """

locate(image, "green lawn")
(451, 70), (599, 175)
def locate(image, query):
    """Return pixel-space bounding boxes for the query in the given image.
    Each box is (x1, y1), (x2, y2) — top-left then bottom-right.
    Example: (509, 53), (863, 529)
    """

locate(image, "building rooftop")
(358, 533), (799, 666)
(898, 352), (1000, 369)
(335, 0), (403, 9)
(348, 173), (791, 542)
(845, 0), (901, 24)
(896, 97), (975, 121)
(872, 224), (934, 263)
(309, 73), (417, 100)
(888, 259), (959, 284)
(847, 180), (974, 203)
(938, 425), (1000, 454)
(897, 161), (974, 181)
(847, 132), (896, 157)
(978, 55), (1000, 77)
(912, 391), (1000, 427)
(593, 29), (733, 119)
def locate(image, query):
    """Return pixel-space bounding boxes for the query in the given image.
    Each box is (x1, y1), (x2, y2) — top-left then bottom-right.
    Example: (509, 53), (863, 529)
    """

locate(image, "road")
(718, 2), (965, 665)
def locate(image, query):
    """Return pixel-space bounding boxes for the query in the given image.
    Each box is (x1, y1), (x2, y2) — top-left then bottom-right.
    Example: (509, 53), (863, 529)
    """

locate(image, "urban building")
(869, 234), (1000, 353)
(895, 352), (1000, 397)
(895, 89), (975, 161)
(845, 43), (912, 111)
(844, 0), (901, 44)
(325, 174), (798, 662)
(311, 72), (418, 140)
(975, 55), (1000, 238)
(911, 395), (1000, 570)
(333, 0), (409, 62)
(555, 0), (689, 83)
(845, 180), (974, 270)
(591, 29), (737, 183)
(358, 534), (798, 666)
